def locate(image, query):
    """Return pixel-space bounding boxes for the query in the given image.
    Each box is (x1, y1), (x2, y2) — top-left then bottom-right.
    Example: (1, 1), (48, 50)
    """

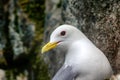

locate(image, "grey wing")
(52, 65), (77, 80)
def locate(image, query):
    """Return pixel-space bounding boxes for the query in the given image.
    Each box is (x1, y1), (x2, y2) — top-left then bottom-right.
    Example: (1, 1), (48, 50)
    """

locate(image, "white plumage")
(42, 24), (113, 80)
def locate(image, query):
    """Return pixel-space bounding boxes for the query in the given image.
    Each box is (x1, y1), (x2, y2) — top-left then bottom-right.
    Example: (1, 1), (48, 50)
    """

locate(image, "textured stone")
(0, 0), (35, 64)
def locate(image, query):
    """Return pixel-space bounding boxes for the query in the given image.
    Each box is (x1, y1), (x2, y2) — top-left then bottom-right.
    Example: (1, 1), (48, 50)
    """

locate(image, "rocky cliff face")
(0, 0), (50, 79)
(44, 0), (120, 77)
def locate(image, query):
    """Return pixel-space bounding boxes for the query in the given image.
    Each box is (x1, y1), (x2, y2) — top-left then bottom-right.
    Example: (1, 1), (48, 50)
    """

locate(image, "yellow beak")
(41, 42), (58, 54)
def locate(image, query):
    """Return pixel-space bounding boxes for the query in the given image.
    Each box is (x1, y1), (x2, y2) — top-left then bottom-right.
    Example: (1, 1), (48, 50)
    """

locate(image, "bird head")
(41, 24), (84, 53)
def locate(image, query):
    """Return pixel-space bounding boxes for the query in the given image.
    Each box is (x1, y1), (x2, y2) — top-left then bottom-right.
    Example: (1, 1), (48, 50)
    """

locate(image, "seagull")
(41, 24), (113, 80)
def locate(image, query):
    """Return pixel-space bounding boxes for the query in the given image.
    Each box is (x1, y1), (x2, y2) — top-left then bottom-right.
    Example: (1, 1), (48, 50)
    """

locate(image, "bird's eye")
(60, 31), (66, 36)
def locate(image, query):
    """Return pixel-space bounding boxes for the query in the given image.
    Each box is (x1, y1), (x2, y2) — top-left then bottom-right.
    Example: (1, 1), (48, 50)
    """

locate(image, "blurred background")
(0, 0), (49, 80)
(0, 0), (120, 80)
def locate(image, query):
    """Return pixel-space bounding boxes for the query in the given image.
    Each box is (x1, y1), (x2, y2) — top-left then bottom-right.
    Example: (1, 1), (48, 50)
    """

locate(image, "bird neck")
(64, 40), (83, 65)
(64, 39), (95, 66)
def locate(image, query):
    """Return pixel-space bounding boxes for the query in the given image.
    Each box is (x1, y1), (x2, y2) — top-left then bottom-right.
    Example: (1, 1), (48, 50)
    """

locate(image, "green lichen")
(18, 0), (50, 80)
(0, 0), (50, 80)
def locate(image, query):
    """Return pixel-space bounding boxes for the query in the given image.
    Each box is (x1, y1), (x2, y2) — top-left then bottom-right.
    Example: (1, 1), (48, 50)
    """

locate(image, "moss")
(32, 55), (50, 80)
(0, 0), (50, 80)
(18, 0), (50, 80)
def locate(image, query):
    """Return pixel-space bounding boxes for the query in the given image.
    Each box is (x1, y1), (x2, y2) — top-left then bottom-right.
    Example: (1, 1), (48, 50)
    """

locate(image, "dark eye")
(60, 31), (66, 36)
